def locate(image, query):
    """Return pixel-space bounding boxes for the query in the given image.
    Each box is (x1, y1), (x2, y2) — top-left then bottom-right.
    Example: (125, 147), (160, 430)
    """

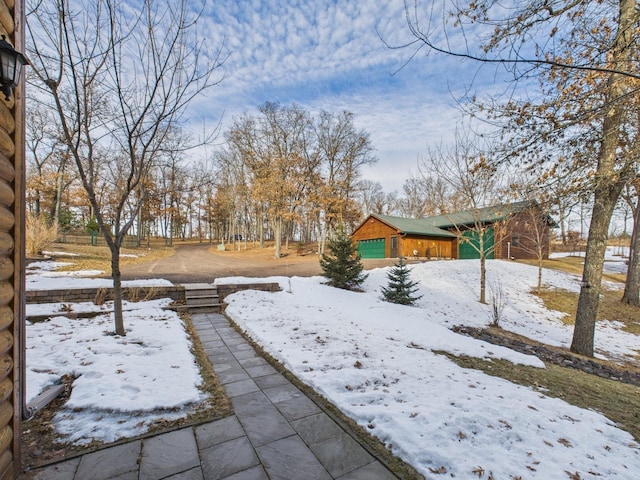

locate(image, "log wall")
(0, 0), (24, 477)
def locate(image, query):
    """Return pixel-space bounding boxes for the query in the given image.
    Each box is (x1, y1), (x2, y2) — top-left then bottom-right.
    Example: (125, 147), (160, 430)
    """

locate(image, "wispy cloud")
(192, 0), (506, 192)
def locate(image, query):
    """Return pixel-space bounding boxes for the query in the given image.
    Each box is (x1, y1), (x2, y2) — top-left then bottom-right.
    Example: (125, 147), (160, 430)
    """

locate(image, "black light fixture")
(0, 35), (28, 101)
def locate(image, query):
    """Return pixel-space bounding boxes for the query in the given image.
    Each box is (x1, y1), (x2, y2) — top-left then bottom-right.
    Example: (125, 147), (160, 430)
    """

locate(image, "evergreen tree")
(320, 226), (368, 290)
(381, 257), (422, 306)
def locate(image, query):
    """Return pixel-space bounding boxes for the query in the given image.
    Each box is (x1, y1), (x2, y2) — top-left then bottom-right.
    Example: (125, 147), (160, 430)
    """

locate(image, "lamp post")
(0, 35), (28, 100)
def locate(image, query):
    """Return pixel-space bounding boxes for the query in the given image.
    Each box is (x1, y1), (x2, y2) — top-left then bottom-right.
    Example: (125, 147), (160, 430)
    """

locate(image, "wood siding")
(495, 212), (551, 260)
(352, 217), (454, 259)
(0, 1), (24, 477)
(400, 235), (453, 259)
(351, 217), (399, 258)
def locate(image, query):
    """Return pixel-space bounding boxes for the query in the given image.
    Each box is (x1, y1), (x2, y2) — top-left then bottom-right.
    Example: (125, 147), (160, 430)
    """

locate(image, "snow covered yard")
(23, 252), (640, 478)
(25, 261), (210, 446)
(222, 258), (640, 479)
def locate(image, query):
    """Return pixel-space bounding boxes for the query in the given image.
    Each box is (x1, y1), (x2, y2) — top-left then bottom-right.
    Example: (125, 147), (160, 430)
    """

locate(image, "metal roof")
(424, 201), (535, 228)
(370, 213), (457, 238)
(365, 201), (537, 238)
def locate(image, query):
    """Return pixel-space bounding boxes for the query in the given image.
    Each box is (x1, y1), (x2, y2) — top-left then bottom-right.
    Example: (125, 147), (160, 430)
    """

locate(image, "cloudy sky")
(192, 0), (507, 193)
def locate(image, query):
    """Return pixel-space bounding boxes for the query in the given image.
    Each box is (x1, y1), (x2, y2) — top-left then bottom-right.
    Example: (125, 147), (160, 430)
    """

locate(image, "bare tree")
(27, 0), (225, 335)
(412, 168), (466, 217)
(357, 180), (386, 217)
(222, 105), (374, 255)
(226, 103), (316, 258)
(314, 110), (376, 252)
(512, 201), (555, 293)
(25, 107), (76, 225)
(398, 177), (428, 218)
(420, 129), (502, 303)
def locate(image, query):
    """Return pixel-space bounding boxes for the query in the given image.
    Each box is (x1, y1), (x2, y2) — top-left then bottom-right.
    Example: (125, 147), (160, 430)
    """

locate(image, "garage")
(357, 238), (385, 259)
(458, 228), (495, 259)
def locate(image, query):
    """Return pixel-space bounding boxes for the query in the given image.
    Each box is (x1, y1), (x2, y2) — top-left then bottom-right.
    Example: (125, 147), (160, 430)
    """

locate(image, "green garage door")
(358, 238), (386, 259)
(458, 228), (494, 259)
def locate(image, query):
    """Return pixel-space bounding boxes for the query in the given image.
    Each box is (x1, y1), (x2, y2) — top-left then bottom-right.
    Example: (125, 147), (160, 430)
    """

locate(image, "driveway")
(121, 243), (397, 284)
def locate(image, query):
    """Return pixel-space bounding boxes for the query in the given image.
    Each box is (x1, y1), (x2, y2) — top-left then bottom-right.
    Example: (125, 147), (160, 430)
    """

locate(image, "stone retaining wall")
(26, 283), (281, 305)
(26, 286), (186, 305)
(216, 283), (281, 299)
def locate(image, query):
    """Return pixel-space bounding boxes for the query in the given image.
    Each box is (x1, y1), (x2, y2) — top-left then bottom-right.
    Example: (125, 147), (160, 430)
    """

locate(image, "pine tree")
(381, 257), (422, 306)
(320, 226), (368, 290)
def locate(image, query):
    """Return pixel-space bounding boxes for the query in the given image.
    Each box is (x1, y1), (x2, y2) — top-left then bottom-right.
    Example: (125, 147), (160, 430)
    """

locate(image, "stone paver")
(24, 310), (401, 480)
(31, 458), (80, 480)
(224, 378), (261, 398)
(139, 428), (200, 479)
(195, 416), (245, 449)
(256, 435), (332, 480)
(309, 432), (374, 478)
(164, 467), (204, 480)
(200, 437), (260, 480)
(292, 412), (343, 444)
(74, 441), (141, 480)
(234, 404), (296, 447)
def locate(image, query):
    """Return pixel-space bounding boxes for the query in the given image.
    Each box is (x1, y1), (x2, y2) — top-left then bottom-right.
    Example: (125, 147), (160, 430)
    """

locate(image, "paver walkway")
(25, 313), (400, 480)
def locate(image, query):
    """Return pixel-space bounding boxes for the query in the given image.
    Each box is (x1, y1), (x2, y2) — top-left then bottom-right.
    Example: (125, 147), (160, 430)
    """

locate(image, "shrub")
(381, 257), (423, 305)
(320, 225), (368, 290)
(488, 280), (506, 327)
(26, 212), (58, 256)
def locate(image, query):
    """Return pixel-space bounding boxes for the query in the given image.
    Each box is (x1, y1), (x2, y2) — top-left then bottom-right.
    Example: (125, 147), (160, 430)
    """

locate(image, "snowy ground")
(25, 261), (205, 444)
(222, 255), (640, 479)
(25, 251), (640, 478)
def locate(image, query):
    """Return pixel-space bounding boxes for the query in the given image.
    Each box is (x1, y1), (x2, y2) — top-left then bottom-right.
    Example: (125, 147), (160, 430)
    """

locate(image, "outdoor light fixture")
(0, 35), (28, 101)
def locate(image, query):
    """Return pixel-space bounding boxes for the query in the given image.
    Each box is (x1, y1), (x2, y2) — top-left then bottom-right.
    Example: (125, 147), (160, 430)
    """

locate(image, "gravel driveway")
(121, 243), (397, 283)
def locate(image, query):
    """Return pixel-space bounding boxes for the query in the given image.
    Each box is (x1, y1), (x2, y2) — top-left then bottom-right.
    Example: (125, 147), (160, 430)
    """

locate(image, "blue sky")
(191, 0), (504, 192)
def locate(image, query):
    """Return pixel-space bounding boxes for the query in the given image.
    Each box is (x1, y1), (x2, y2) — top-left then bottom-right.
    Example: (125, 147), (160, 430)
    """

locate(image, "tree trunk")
(167, 215), (173, 247)
(479, 254), (486, 304)
(571, 204), (610, 355)
(621, 198), (640, 306)
(559, 209), (567, 245)
(570, 0), (635, 357)
(571, 175), (625, 356)
(53, 165), (65, 225)
(111, 248), (126, 336)
(537, 257), (543, 293)
(274, 216), (282, 258)
(320, 222), (327, 255)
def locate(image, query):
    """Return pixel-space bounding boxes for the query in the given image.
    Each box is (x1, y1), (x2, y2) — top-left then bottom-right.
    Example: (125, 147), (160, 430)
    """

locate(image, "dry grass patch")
(521, 256), (627, 284)
(524, 254), (639, 335)
(437, 352), (640, 442)
(534, 287), (640, 335)
(46, 243), (175, 274)
(216, 240), (318, 258)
